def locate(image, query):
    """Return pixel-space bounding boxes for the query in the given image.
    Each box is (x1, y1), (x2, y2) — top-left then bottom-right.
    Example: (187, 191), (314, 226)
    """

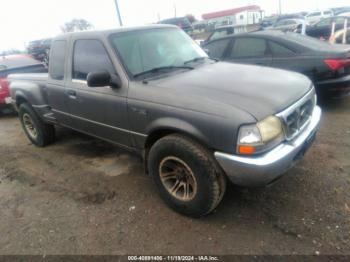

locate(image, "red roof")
(202, 5), (261, 20)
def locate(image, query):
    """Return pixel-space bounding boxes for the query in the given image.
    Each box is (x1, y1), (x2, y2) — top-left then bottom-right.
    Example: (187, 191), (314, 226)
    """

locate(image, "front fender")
(146, 117), (211, 147)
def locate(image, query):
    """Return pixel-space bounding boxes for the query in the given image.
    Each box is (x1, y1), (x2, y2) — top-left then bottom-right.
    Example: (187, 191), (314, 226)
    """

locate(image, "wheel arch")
(143, 118), (213, 173)
(15, 92), (29, 107)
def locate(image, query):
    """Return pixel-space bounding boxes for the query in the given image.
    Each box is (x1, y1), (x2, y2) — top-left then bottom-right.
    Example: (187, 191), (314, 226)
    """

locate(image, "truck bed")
(8, 73), (48, 82)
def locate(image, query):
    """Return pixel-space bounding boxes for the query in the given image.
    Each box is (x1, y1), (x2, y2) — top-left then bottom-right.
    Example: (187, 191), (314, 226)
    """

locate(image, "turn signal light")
(238, 145), (256, 155)
(324, 58), (350, 71)
(0, 78), (9, 92)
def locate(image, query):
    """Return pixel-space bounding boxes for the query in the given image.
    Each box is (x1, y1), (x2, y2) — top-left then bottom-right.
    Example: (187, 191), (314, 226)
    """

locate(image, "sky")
(1, 0), (350, 52)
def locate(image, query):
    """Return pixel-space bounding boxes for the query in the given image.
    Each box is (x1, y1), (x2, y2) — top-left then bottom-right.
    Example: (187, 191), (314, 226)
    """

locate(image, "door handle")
(130, 106), (148, 115)
(66, 90), (77, 99)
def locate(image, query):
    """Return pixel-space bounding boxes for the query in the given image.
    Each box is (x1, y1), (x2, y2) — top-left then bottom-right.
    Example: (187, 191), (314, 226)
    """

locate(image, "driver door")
(65, 38), (132, 147)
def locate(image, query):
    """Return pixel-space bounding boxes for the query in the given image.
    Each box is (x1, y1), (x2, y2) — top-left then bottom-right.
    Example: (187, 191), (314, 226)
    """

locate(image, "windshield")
(110, 28), (207, 78)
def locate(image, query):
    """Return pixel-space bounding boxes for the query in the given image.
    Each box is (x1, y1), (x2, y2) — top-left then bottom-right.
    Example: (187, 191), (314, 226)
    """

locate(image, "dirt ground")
(0, 97), (349, 256)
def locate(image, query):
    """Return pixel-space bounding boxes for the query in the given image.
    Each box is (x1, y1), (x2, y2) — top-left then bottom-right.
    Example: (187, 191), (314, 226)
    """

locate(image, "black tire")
(19, 103), (55, 147)
(148, 134), (226, 217)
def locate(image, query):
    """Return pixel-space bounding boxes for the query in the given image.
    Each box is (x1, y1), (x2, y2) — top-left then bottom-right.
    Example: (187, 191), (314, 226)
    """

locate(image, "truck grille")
(276, 88), (316, 141)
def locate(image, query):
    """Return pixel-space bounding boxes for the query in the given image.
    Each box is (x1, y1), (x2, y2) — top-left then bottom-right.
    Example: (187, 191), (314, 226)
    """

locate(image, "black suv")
(27, 38), (52, 61)
(159, 17), (193, 33)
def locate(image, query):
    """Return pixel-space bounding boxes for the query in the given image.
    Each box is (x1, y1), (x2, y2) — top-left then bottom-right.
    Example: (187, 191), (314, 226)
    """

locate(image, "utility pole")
(315, 0), (319, 10)
(114, 0), (123, 26)
(174, 3), (177, 18)
(278, 0), (282, 15)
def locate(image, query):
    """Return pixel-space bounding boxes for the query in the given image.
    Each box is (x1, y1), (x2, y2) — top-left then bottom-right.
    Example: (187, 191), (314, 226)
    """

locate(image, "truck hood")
(149, 62), (312, 120)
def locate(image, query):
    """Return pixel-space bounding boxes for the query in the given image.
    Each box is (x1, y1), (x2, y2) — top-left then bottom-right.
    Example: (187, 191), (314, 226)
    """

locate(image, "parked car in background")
(272, 19), (306, 32)
(0, 55), (47, 113)
(305, 10), (333, 24)
(261, 14), (305, 30)
(158, 17), (193, 33)
(305, 16), (350, 40)
(337, 12), (350, 17)
(329, 28), (350, 44)
(260, 16), (278, 30)
(192, 21), (207, 32)
(331, 6), (350, 16)
(203, 31), (350, 98)
(9, 25), (321, 217)
(27, 38), (52, 61)
(277, 13), (305, 22)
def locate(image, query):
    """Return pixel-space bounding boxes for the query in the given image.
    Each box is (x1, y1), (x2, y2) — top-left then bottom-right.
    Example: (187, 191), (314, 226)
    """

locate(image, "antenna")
(114, 0), (123, 26)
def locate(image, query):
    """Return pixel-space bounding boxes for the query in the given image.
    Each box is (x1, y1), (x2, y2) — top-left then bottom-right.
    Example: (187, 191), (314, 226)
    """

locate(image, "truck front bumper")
(215, 106), (322, 187)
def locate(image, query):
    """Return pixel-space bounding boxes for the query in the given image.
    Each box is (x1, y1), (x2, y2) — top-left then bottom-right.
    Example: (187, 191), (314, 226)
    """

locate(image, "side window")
(230, 38), (267, 58)
(73, 39), (115, 81)
(308, 12), (321, 17)
(209, 30), (227, 41)
(49, 40), (66, 80)
(275, 20), (284, 27)
(269, 41), (295, 56)
(335, 17), (346, 25)
(205, 39), (230, 59)
(316, 18), (332, 27)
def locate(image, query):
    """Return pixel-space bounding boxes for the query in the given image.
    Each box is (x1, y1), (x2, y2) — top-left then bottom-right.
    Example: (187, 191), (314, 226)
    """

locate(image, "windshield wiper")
(207, 57), (219, 62)
(184, 57), (206, 65)
(184, 56), (219, 65)
(133, 66), (193, 79)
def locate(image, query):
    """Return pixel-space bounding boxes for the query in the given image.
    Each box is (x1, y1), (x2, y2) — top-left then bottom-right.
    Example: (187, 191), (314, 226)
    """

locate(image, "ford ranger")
(9, 25), (322, 217)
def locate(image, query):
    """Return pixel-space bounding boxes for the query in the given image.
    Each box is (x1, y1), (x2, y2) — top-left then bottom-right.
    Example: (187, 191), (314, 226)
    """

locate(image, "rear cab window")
(49, 40), (67, 80)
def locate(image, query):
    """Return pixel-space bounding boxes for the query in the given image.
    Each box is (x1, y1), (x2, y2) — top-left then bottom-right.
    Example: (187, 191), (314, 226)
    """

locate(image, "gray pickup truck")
(9, 25), (321, 217)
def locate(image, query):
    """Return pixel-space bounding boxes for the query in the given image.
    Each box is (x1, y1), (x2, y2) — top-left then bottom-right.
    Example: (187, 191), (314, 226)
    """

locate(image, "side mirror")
(87, 71), (121, 88)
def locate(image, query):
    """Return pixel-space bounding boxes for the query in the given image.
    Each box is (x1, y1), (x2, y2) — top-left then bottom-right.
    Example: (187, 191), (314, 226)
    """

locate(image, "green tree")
(61, 19), (94, 33)
(185, 14), (197, 24)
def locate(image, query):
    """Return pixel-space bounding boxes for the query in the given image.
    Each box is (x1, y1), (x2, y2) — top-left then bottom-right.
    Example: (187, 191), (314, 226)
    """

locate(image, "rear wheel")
(19, 103), (55, 147)
(148, 134), (226, 217)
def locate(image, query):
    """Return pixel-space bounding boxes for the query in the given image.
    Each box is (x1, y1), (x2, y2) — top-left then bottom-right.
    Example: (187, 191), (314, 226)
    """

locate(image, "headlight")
(237, 116), (284, 155)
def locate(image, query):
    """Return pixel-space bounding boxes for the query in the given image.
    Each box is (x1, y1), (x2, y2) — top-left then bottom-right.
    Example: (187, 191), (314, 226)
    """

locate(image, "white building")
(202, 5), (263, 28)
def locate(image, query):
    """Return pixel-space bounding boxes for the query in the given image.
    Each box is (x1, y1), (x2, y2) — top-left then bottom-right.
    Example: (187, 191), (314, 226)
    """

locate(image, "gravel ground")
(0, 97), (349, 255)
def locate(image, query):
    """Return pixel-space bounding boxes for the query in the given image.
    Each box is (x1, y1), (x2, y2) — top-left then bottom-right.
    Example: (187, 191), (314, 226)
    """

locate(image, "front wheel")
(19, 103), (55, 147)
(148, 134), (226, 217)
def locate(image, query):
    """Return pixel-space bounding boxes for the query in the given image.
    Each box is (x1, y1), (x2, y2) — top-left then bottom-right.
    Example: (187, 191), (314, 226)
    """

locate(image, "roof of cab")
(53, 24), (177, 41)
